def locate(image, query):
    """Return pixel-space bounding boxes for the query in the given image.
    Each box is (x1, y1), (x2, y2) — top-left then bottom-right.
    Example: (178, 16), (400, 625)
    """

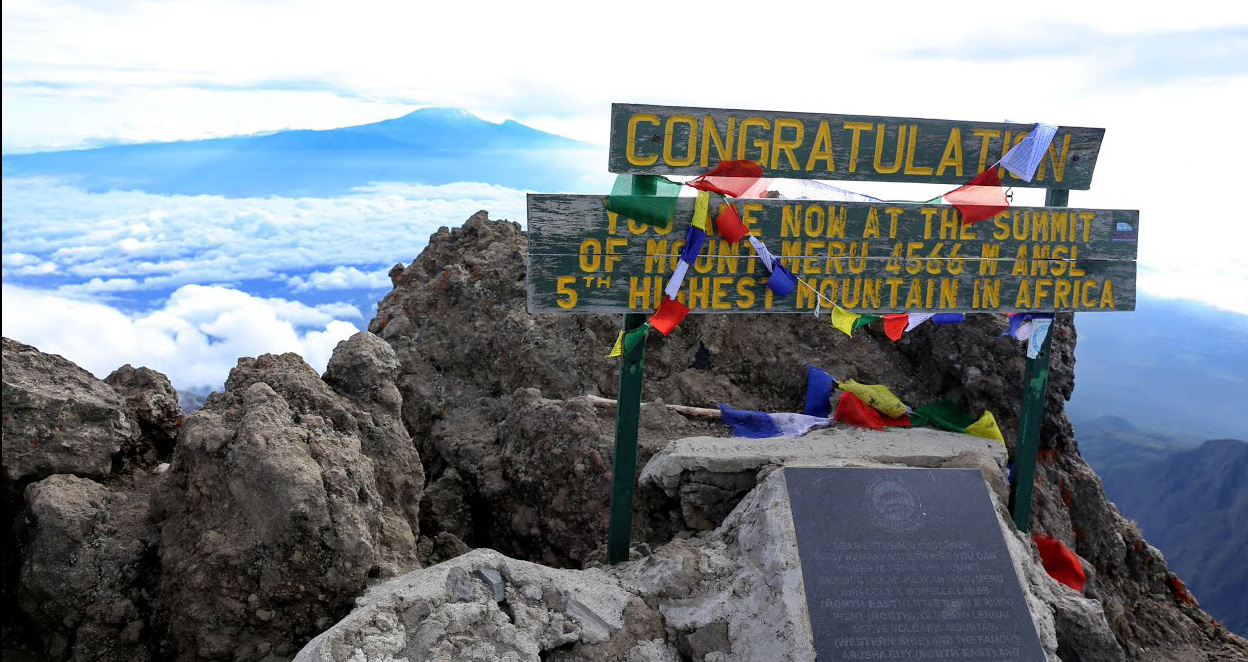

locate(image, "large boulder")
(302, 457), (1136, 662)
(17, 474), (157, 662)
(2, 338), (141, 661)
(295, 548), (671, 662)
(149, 332), (424, 661)
(2, 338), (137, 485)
(104, 364), (184, 468)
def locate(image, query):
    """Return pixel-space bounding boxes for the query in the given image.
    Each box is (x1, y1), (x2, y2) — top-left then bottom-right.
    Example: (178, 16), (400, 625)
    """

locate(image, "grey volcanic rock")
(2, 338), (137, 484)
(18, 474), (157, 662)
(294, 548), (671, 662)
(303, 466), (1118, 662)
(150, 333), (424, 661)
(104, 364), (184, 468)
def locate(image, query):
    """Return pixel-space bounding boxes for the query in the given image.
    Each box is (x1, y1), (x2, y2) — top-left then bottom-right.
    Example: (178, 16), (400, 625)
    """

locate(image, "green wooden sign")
(608, 103), (1105, 190)
(527, 194), (1138, 314)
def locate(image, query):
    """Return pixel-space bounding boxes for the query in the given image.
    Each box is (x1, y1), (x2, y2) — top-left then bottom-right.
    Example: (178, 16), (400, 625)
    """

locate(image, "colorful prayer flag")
(853, 313), (882, 330)
(945, 168), (1009, 225)
(605, 174), (681, 230)
(691, 190), (711, 230)
(833, 391), (911, 431)
(747, 235), (775, 272)
(838, 379), (908, 419)
(831, 305), (858, 336)
(679, 225), (708, 263)
(715, 203), (748, 243)
(766, 263), (797, 296)
(1006, 313), (1054, 340)
(883, 313), (909, 341)
(649, 295), (689, 335)
(805, 365), (835, 418)
(909, 400), (976, 433)
(932, 313), (966, 324)
(1000, 123), (1058, 182)
(1033, 533), (1087, 592)
(688, 160), (765, 198)
(606, 331), (624, 358)
(965, 410), (1005, 446)
(663, 260), (690, 299)
(719, 404), (830, 438)
(906, 312), (935, 331)
(623, 322), (649, 353)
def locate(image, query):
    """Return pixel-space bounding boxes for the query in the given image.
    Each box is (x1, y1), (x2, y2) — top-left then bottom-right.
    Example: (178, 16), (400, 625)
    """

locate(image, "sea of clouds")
(1, 176), (528, 390)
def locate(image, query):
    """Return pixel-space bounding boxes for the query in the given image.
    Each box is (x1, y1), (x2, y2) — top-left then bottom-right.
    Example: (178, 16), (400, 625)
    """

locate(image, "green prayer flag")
(851, 313), (882, 330)
(910, 399), (977, 433)
(606, 175), (681, 231)
(622, 322), (650, 353)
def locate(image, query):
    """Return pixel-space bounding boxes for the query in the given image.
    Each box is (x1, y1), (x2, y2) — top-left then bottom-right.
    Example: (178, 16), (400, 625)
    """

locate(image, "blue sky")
(3, 0), (1248, 390)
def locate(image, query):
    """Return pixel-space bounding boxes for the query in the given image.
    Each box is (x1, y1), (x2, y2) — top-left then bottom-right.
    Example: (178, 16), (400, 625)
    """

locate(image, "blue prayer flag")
(804, 365), (835, 418)
(680, 226), (707, 263)
(766, 263), (797, 296)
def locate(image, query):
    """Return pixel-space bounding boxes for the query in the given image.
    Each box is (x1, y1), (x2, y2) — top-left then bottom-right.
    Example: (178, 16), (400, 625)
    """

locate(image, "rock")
(2, 338), (137, 485)
(302, 461), (1088, 662)
(419, 388), (615, 568)
(294, 549), (666, 662)
(2, 338), (141, 660)
(638, 425), (1007, 532)
(18, 474), (156, 661)
(150, 334), (423, 661)
(104, 364), (184, 468)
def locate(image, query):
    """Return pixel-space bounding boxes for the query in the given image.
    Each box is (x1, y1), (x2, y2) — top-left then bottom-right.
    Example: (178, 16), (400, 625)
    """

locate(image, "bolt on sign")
(608, 103), (1106, 189)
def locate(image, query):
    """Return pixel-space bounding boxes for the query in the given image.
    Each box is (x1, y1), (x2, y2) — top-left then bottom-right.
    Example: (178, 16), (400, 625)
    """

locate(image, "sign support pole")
(1009, 188), (1068, 531)
(606, 312), (647, 564)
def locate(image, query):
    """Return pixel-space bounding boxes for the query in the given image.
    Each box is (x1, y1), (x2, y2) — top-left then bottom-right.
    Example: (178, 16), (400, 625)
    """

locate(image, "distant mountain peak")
(393, 107), (482, 122)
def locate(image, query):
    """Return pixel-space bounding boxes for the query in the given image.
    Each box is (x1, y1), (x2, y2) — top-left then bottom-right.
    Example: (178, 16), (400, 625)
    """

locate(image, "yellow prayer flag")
(839, 379), (908, 418)
(606, 331), (624, 358)
(692, 190), (711, 231)
(965, 410), (1006, 446)
(831, 305), (858, 337)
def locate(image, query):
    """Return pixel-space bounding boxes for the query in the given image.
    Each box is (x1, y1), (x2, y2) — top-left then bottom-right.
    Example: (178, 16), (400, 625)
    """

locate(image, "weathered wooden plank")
(526, 254), (1137, 314)
(528, 195), (1140, 261)
(608, 103), (1105, 190)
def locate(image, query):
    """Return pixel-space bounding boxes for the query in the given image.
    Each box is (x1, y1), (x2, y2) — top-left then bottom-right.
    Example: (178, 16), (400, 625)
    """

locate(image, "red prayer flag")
(1032, 533), (1087, 592)
(835, 391), (884, 430)
(715, 203), (749, 243)
(834, 391), (911, 430)
(649, 295), (690, 335)
(945, 167), (1009, 225)
(688, 160), (765, 198)
(882, 313), (909, 341)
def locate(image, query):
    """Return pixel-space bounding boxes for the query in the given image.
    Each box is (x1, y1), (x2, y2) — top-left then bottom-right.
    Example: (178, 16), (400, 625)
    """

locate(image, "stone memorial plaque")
(785, 467), (1045, 662)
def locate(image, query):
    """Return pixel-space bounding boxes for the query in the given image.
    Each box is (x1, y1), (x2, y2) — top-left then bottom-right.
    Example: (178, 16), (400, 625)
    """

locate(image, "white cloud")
(0, 282), (361, 390)
(288, 265), (391, 292)
(1, 177), (528, 290)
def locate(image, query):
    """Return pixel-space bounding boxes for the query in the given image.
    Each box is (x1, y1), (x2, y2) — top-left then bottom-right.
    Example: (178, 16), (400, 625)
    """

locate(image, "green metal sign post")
(1009, 188), (1068, 531)
(606, 313), (648, 564)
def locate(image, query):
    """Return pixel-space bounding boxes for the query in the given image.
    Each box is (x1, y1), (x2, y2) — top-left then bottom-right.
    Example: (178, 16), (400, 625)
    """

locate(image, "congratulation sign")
(609, 103), (1105, 189)
(527, 194), (1138, 314)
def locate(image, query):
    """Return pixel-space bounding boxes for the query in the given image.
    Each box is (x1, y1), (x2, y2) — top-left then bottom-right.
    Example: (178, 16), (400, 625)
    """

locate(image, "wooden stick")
(584, 394), (722, 419)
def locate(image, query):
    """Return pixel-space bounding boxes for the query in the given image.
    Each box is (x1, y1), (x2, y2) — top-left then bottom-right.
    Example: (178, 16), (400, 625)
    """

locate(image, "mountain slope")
(1, 108), (600, 196)
(1074, 415), (1199, 473)
(1101, 438), (1248, 635)
(1070, 296), (1248, 441)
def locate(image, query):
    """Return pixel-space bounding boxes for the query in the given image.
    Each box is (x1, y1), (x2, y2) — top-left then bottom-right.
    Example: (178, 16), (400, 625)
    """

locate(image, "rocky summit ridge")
(3, 211), (1245, 662)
